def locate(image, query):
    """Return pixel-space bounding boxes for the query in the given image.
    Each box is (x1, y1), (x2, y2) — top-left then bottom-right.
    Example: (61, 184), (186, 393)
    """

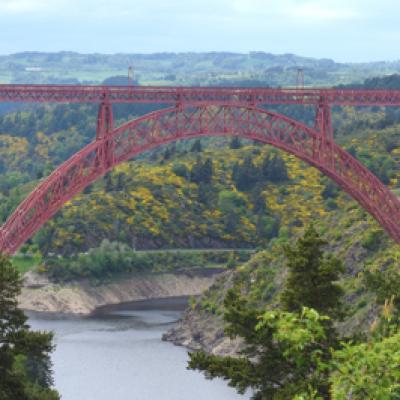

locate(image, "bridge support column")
(315, 99), (334, 165)
(96, 100), (114, 170)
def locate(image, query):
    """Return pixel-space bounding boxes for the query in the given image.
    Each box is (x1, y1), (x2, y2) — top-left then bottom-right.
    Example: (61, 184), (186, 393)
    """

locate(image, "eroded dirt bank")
(19, 269), (223, 315)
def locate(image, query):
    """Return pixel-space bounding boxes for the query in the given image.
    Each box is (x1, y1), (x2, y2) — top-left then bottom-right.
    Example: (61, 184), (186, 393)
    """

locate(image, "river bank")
(19, 268), (224, 315)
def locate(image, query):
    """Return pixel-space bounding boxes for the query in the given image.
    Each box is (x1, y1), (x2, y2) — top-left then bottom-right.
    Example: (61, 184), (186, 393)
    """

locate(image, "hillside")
(1, 77), (400, 260)
(1, 51), (400, 86)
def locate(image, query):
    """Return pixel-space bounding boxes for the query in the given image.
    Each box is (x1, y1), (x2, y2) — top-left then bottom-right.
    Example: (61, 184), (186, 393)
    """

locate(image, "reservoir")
(28, 297), (248, 400)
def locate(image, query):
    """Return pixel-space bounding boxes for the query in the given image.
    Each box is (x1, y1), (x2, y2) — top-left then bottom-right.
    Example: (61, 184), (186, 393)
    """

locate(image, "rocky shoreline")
(19, 268), (223, 315)
(162, 270), (241, 356)
(19, 267), (236, 355)
(162, 306), (242, 356)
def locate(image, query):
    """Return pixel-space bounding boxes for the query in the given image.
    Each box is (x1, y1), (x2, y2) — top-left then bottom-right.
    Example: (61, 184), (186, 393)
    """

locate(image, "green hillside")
(1, 51), (400, 86)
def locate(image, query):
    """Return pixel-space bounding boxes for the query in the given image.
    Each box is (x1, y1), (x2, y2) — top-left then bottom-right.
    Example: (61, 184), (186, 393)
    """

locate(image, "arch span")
(1, 104), (399, 254)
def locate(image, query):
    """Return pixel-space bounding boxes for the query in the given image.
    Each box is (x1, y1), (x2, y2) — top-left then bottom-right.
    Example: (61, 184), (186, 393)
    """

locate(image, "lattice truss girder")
(3, 85), (400, 106)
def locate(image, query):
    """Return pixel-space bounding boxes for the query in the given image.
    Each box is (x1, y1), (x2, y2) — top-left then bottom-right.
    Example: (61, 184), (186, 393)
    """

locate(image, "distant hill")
(1, 51), (400, 87)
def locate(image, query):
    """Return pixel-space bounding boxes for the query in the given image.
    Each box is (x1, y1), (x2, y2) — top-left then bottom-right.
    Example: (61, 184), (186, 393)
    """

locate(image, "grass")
(12, 254), (41, 274)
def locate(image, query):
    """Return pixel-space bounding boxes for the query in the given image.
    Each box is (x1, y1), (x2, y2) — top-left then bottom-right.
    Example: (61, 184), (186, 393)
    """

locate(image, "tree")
(0, 253), (59, 400)
(189, 290), (334, 399)
(172, 163), (189, 179)
(190, 139), (202, 152)
(261, 153), (288, 183)
(190, 157), (213, 184)
(326, 264), (400, 399)
(232, 157), (259, 191)
(363, 267), (400, 309)
(218, 190), (246, 232)
(330, 331), (400, 399)
(281, 225), (344, 319)
(188, 226), (345, 399)
(229, 136), (242, 149)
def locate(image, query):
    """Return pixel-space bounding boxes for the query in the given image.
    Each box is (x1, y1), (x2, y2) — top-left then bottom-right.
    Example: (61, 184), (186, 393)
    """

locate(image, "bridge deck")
(1, 85), (400, 106)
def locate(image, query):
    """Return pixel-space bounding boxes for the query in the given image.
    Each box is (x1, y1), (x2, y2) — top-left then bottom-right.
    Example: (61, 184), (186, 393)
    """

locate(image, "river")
(28, 297), (249, 400)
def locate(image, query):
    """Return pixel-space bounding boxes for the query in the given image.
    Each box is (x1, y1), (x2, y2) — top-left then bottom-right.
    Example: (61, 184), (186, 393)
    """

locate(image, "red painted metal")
(2, 84), (400, 106)
(0, 85), (399, 254)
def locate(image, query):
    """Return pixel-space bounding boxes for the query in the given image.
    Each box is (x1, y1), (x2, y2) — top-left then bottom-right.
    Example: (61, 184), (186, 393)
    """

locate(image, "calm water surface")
(28, 297), (248, 400)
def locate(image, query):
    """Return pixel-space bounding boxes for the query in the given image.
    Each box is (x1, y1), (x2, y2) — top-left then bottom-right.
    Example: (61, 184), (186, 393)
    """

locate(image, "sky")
(0, 0), (399, 62)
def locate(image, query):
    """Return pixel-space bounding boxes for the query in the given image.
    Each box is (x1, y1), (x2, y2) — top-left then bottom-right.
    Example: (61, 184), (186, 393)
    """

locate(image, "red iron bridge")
(0, 84), (400, 254)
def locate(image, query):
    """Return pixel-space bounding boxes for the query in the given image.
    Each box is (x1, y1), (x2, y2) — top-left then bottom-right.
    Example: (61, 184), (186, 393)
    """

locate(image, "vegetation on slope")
(188, 227), (400, 399)
(0, 76), (399, 283)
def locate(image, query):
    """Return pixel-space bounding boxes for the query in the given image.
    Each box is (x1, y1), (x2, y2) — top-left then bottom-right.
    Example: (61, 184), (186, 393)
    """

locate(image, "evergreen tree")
(232, 157), (259, 191)
(190, 157), (213, 184)
(0, 253), (59, 400)
(172, 163), (189, 179)
(190, 139), (202, 152)
(229, 136), (242, 149)
(189, 289), (335, 399)
(261, 154), (288, 183)
(202, 158), (213, 185)
(281, 225), (344, 319)
(188, 226), (345, 399)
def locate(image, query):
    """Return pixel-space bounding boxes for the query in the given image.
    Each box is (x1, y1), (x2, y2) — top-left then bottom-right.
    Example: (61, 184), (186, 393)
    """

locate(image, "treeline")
(43, 240), (253, 282)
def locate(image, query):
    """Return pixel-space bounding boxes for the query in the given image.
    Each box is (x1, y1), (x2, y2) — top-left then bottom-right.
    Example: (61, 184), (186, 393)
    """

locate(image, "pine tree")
(281, 225), (344, 319)
(229, 136), (242, 149)
(232, 156), (259, 191)
(190, 139), (202, 152)
(190, 157), (213, 184)
(0, 253), (60, 400)
(188, 226), (345, 399)
(262, 153), (288, 183)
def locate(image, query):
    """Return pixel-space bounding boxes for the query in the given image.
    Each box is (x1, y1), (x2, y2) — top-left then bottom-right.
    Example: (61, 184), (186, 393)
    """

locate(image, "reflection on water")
(28, 297), (248, 400)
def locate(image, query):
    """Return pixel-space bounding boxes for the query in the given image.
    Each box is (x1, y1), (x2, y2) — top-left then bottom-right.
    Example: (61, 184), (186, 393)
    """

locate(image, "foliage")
(261, 153), (289, 183)
(281, 225), (345, 319)
(363, 267), (400, 308)
(229, 136), (242, 149)
(0, 253), (59, 400)
(44, 240), (253, 282)
(189, 225), (400, 399)
(189, 228), (344, 399)
(11, 254), (42, 274)
(232, 156), (259, 191)
(190, 157), (213, 184)
(361, 228), (384, 251)
(330, 332), (400, 399)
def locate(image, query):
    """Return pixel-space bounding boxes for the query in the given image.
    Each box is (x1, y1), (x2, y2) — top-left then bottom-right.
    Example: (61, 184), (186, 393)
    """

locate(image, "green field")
(12, 254), (42, 274)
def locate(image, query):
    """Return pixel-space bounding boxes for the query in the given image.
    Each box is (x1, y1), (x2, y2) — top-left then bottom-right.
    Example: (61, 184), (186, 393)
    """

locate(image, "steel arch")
(0, 104), (399, 254)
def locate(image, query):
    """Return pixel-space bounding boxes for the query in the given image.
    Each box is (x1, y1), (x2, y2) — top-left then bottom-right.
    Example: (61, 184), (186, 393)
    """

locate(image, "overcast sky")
(0, 0), (398, 62)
